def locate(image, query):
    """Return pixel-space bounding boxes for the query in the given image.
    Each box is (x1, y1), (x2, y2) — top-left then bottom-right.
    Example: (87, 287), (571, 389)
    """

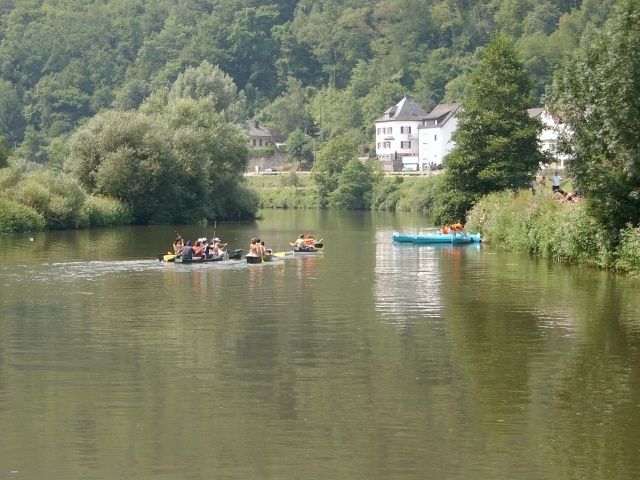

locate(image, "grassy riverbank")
(465, 190), (640, 276)
(248, 173), (444, 212)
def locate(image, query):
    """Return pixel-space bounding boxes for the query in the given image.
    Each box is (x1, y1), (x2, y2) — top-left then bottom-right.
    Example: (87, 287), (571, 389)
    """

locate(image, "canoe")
(246, 253), (273, 264)
(292, 246), (322, 254)
(159, 249), (243, 263)
(392, 232), (482, 244)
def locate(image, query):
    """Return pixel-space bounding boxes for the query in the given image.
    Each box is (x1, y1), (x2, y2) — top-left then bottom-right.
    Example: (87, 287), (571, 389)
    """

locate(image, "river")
(1, 210), (639, 479)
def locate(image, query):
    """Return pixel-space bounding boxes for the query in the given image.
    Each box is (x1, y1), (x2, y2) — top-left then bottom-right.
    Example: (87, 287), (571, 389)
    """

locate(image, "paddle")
(272, 251), (292, 257)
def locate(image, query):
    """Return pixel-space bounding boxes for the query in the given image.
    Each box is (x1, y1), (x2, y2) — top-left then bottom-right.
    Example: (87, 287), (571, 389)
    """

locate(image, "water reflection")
(374, 229), (482, 323)
(1, 214), (639, 479)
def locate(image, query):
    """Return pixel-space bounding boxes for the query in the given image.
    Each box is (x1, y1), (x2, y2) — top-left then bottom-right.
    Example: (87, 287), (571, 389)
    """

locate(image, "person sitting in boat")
(304, 234), (315, 247)
(181, 241), (194, 260)
(173, 237), (184, 255)
(213, 237), (227, 257)
(255, 238), (268, 257)
(192, 240), (204, 259)
(294, 234), (307, 248)
(440, 225), (450, 234)
(203, 239), (214, 259)
(450, 221), (463, 232)
(248, 238), (259, 257)
(260, 240), (272, 255)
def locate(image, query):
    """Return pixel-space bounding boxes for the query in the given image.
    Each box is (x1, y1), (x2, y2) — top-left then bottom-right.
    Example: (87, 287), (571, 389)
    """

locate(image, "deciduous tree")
(548, 0), (640, 233)
(438, 34), (543, 223)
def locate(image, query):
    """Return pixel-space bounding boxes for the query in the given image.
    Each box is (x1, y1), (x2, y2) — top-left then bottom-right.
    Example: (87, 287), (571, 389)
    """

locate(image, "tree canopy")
(0, 0), (618, 160)
(548, 0), (640, 234)
(438, 34), (543, 222)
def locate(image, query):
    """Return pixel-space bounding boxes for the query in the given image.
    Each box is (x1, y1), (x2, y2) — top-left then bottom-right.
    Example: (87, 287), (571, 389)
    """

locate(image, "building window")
(401, 126), (411, 134)
(252, 139), (256, 146)
(259, 139), (263, 146)
(434, 135), (437, 141)
(401, 141), (411, 149)
(388, 127), (392, 134)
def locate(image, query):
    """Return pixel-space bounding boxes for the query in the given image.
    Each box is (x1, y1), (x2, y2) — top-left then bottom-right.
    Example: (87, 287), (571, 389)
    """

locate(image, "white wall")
(418, 116), (458, 169)
(375, 120), (422, 160)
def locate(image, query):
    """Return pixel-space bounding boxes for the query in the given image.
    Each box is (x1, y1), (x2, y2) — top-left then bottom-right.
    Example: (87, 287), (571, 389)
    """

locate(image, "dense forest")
(0, 0), (618, 158)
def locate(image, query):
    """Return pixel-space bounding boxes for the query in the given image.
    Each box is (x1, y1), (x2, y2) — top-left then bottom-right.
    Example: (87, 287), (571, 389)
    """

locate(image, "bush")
(371, 176), (403, 211)
(433, 190), (477, 225)
(396, 175), (445, 213)
(257, 185), (318, 209)
(466, 191), (615, 268)
(12, 169), (86, 229)
(79, 195), (133, 228)
(615, 226), (640, 275)
(0, 198), (45, 233)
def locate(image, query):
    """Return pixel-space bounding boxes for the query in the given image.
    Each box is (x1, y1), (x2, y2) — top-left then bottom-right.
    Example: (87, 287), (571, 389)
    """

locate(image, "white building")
(527, 108), (568, 169)
(375, 99), (566, 172)
(417, 102), (461, 171)
(375, 97), (428, 171)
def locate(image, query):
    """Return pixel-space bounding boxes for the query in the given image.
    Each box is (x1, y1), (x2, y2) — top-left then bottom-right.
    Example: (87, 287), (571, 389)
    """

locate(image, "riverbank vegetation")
(250, 171), (445, 213)
(0, 158), (132, 233)
(465, 191), (640, 275)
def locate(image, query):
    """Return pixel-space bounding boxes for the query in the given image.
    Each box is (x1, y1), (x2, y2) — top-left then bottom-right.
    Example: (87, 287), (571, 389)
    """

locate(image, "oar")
(272, 251), (292, 257)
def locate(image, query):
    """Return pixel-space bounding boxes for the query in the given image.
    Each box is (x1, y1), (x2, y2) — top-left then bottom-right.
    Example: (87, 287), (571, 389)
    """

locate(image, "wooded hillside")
(0, 0), (618, 162)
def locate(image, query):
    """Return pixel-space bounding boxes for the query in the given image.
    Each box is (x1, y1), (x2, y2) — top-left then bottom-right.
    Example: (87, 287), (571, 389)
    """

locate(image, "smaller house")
(527, 108), (568, 169)
(375, 97), (428, 171)
(417, 102), (461, 171)
(248, 121), (275, 149)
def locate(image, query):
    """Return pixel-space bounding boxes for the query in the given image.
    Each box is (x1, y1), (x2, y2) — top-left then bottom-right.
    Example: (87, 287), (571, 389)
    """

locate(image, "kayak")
(392, 232), (482, 244)
(158, 249), (243, 263)
(246, 253), (273, 264)
(292, 246), (323, 254)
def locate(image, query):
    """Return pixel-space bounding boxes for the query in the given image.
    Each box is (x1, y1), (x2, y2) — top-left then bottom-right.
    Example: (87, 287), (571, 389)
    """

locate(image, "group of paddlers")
(439, 222), (464, 234)
(247, 237), (272, 257)
(170, 233), (319, 261)
(292, 234), (318, 251)
(172, 235), (227, 260)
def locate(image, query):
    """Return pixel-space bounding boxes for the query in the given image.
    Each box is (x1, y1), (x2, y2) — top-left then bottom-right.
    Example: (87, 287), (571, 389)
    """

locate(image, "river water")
(1, 210), (639, 479)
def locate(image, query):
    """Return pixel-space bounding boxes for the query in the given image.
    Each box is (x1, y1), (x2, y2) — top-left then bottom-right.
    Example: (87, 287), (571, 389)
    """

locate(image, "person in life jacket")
(304, 234), (315, 246)
(440, 225), (450, 234)
(450, 222), (463, 232)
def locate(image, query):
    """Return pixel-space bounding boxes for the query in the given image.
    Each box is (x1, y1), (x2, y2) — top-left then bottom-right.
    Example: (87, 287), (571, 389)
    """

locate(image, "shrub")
(257, 186), (318, 209)
(371, 177), (403, 211)
(0, 198), (45, 233)
(396, 175), (445, 213)
(466, 191), (615, 268)
(615, 226), (640, 275)
(11, 169), (86, 229)
(79, 195), (133, 228)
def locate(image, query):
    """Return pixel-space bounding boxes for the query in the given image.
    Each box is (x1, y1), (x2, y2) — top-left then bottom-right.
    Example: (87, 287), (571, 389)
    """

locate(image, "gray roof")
(419, 102), (461, 129)
(249, 121), (273, 138)
(527, 107), (544, 118)
(376, 97), (428, 123)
